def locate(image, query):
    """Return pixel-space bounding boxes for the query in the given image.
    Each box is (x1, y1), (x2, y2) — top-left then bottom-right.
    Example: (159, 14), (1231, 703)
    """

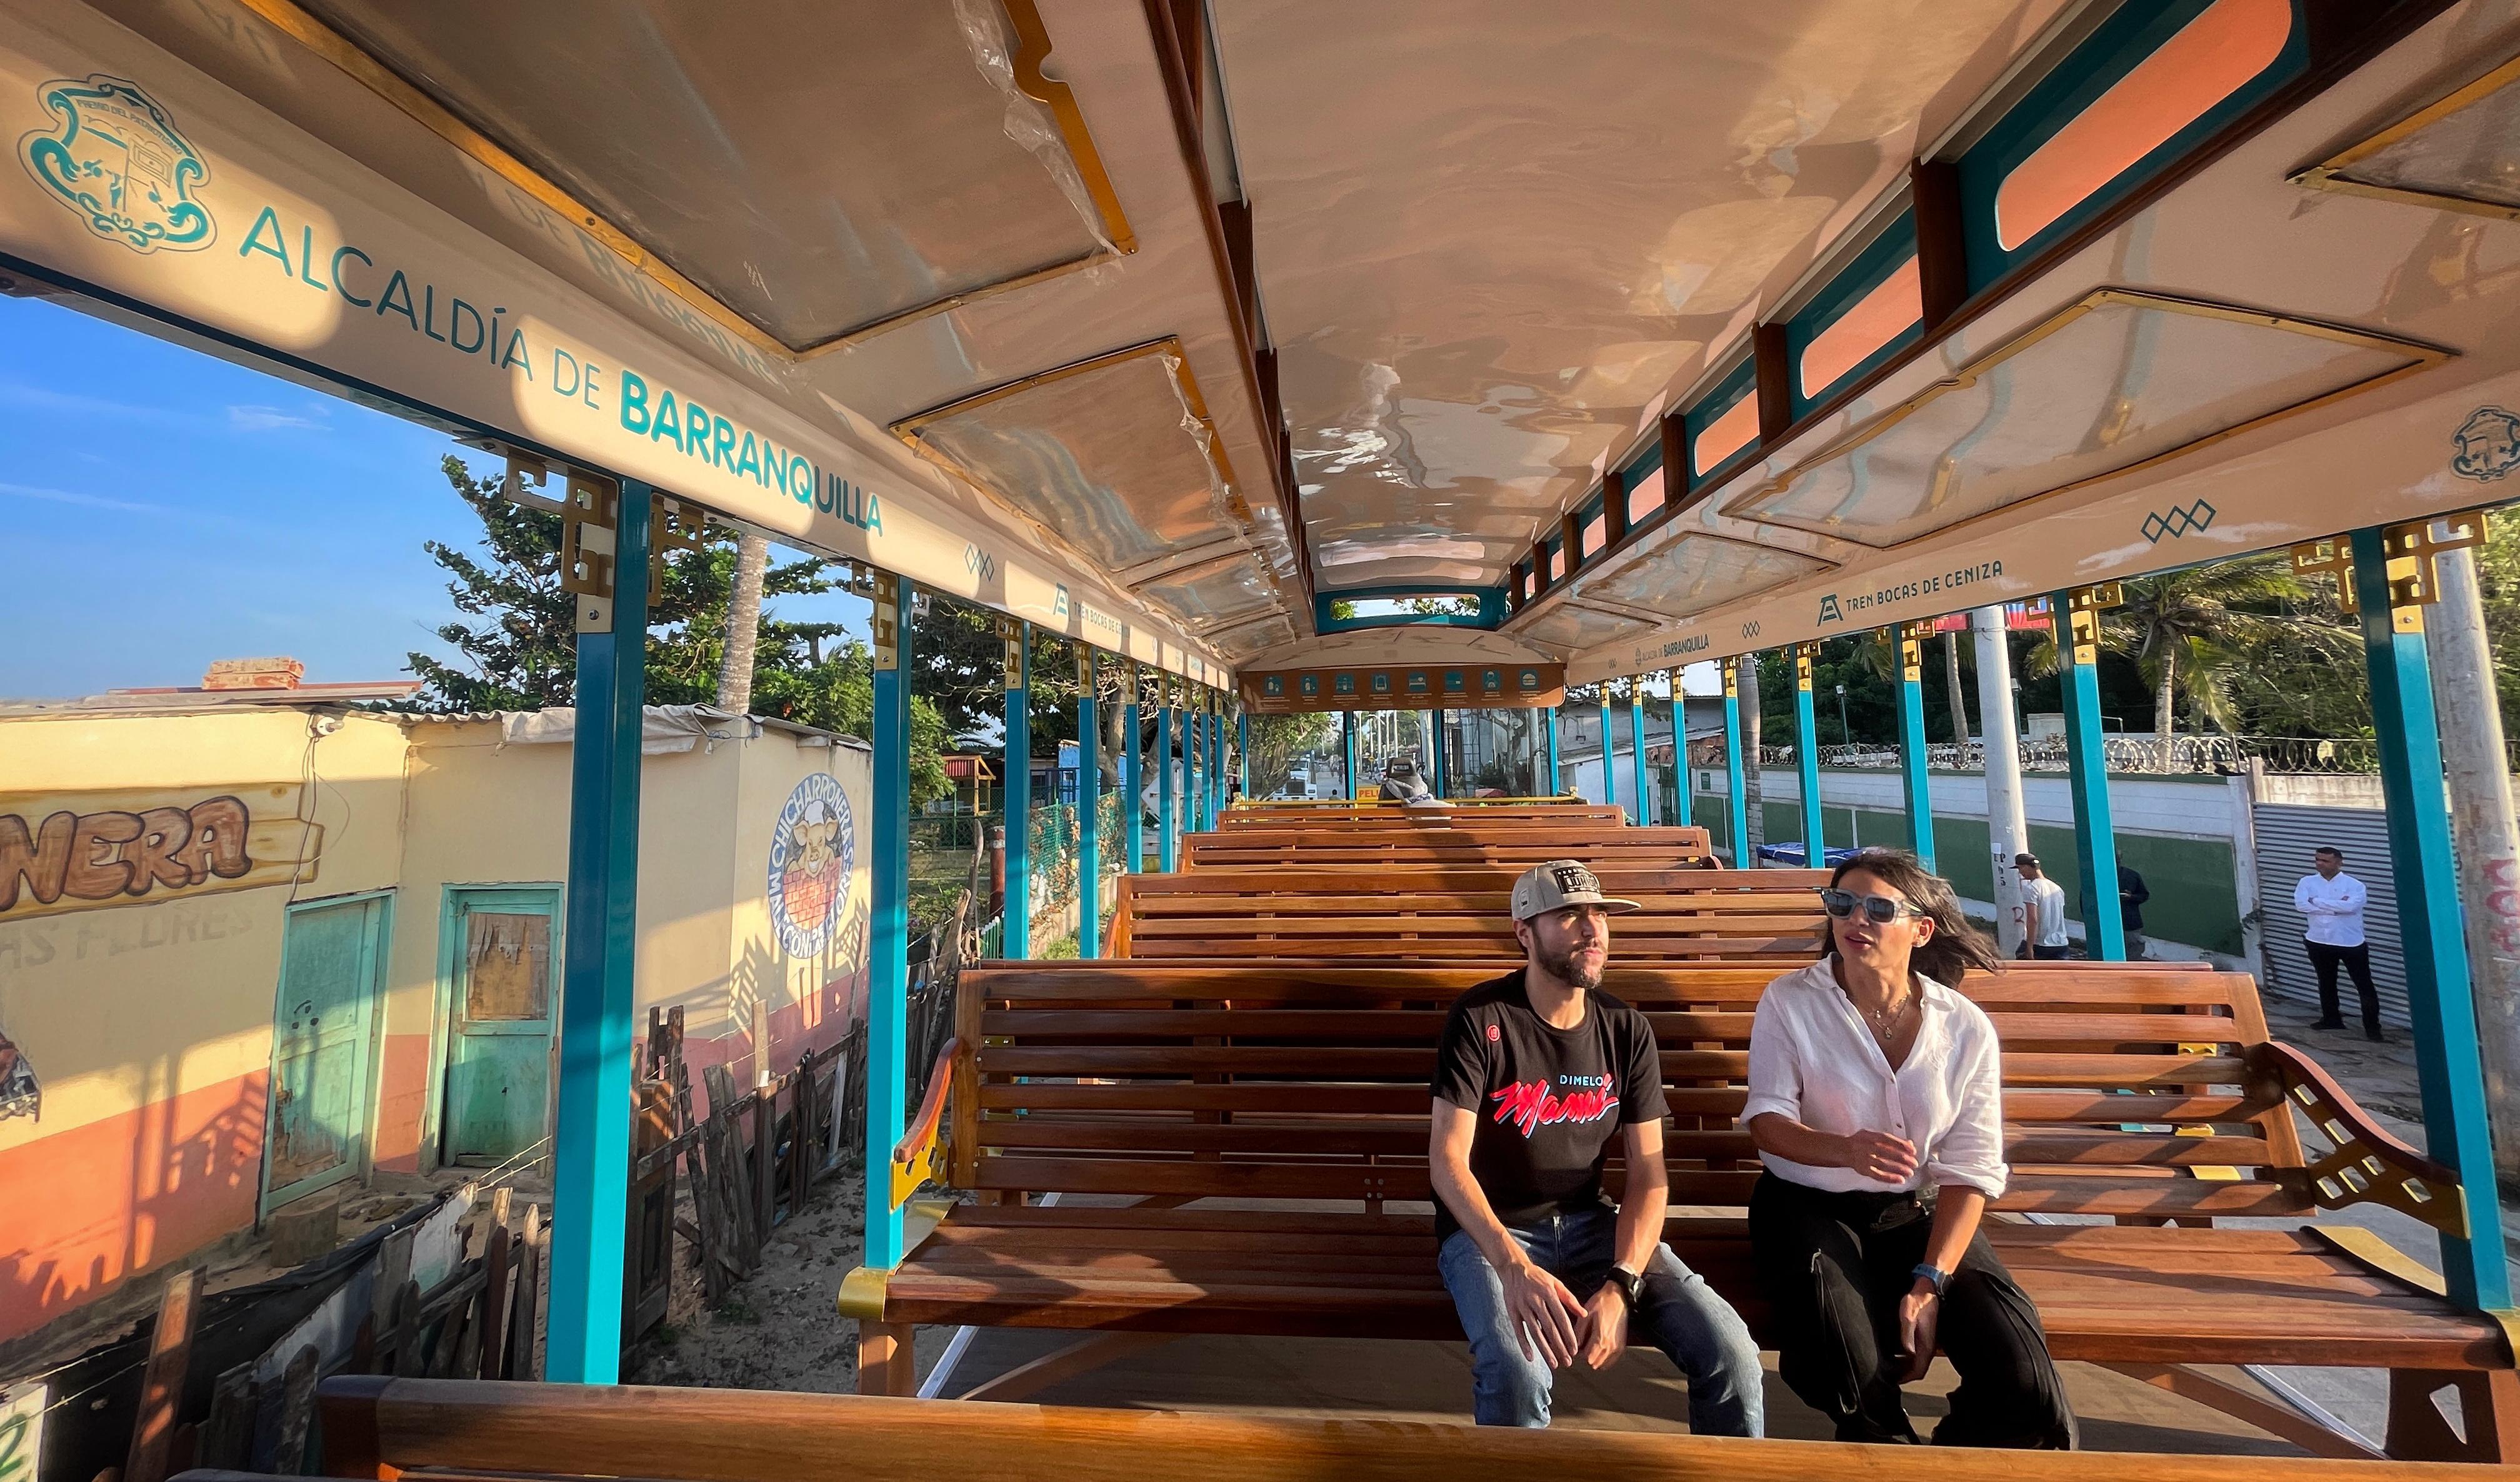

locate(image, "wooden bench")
(1216, 804), (1630, 830)
(1182, 825), (1714, 870)
(286, 1375), (2516, 1481)
(1111, 867), (1829, 960)
(846, 961), (2513, 1460)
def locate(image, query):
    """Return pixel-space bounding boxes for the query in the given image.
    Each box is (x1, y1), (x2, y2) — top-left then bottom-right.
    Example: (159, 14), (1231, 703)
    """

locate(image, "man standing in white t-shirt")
(2296, 846), (2382, 1041)
(2014, 853), (2069, 960)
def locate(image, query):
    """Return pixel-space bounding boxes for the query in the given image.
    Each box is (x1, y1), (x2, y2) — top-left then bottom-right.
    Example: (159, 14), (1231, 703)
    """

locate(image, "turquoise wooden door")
(441, 888), (559, 1167)
(264, 893), (389, 1211)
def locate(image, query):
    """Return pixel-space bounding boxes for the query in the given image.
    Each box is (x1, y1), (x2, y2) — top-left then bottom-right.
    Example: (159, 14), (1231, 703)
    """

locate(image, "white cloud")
(0, 480), (168, 515)
(227, 403), (329, 432)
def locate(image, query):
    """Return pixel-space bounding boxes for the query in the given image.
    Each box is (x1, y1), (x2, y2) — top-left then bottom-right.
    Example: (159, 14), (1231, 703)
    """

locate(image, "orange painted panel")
(369, 1032), (434, 1174)
(0, 1071), (267, 1343)
(1799, 257), (1923, 397)
(1693, 392), (1761, 475)
(1582, 514), (1606, 555)
(1628, 466), (1666, 520)
(1996, 0), (2290, 251)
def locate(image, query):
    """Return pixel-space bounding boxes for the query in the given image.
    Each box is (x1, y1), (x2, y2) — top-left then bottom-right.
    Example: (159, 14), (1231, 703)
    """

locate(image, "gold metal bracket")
(2292, 510), (2491, 630)
(1001, 616), (1027, 691)
(1792, 642), (1818, 693)
(649, 495), (708, 585)
(1076, 647), (1094, 689)
(2058, 584), (2122, 667)
(1721, 656), (1739, 699)
(559, 474), (619, 633)
(872, 570), (901, 672)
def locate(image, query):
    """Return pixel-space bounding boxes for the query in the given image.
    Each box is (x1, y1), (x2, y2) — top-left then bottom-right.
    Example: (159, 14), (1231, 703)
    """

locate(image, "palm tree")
(712, 530), (771, 713)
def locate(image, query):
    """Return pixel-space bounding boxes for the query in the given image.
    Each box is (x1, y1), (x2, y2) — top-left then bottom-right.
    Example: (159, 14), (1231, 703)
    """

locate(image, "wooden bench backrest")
(1184, 826), (1713, 870)
(1114, 868), (1830, 960)
(954, 963), (2306, 1223)
(1216, 806), (1630, 830)
(303, 1375), (2453, 1482)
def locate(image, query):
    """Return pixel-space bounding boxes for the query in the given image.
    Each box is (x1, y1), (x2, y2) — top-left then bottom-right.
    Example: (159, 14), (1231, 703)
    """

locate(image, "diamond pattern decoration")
(2141, 499), (2217, 543)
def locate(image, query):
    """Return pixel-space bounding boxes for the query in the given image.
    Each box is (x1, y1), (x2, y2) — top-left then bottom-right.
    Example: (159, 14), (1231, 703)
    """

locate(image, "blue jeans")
(1437, 1203), (1764, 1434)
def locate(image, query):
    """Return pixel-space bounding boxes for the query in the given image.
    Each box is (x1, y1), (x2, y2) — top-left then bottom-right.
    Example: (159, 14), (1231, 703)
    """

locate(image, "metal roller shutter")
(2251, 803), (2410, 1026)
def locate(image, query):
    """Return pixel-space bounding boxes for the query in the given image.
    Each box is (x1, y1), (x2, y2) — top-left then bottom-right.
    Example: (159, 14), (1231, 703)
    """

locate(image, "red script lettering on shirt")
(1489, 1078), (1620, 1138)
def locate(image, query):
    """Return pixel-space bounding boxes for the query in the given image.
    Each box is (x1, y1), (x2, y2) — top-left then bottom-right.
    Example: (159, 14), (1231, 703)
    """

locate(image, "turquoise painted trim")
(1722, 682), (1749, 862)
(1314, 585), (1508, 634)
(1597, 695), (1617, 815)
(1238, 712), (1250, 797)
(2054, 595), (2124, 960)
(1123, 695), (1145, 870)
(1544, 707), (1562, 794)
(1078, 656), (1100, 959)
(1002, 624), (1031, 958)
(1796, 676), (1823, 866)
(549, 479), (651, 1384)
(1682, 357), (1761, 491)
(863, 575), (912, 1273)
(1157, 706), (1178, 868)
(1786, 210), (1921, 416)
(1896, 660), (1936, 872)
(1957, 0), (2308, 293)
(1627, 694), (1649, 829)
(1618, 437), (1665, 488)
(1344, 711), (1360, 800)
(1213, 705), (1228, 816)
(1431, 709), (1449, 797)
(2351, 526), (2510, 1310)
(261, 888), (396, 1213)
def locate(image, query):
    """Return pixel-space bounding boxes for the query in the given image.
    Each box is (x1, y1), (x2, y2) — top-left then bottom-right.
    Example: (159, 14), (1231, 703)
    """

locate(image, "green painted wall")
(1690, 783), (2242, 954)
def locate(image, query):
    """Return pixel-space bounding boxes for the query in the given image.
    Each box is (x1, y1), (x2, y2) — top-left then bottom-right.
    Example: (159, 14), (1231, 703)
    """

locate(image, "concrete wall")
(0, 707), (872, 1345)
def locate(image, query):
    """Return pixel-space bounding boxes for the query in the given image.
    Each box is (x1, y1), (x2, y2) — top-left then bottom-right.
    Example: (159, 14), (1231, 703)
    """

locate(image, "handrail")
(890, 1037), (962, 1210)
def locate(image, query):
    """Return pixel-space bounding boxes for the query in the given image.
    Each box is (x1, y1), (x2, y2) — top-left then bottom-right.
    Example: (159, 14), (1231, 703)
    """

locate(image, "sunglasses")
(1818, 888), (1928, 924)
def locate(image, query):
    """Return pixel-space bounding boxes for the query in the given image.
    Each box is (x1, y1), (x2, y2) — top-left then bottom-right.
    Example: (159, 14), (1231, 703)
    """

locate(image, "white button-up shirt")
(1741, 959), (2008, 1198)
(2295, 871), (2368, 948)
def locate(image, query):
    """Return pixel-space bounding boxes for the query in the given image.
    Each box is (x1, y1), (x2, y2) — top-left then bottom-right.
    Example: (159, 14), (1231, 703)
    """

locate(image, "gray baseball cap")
(1510, 860), (1641, 921)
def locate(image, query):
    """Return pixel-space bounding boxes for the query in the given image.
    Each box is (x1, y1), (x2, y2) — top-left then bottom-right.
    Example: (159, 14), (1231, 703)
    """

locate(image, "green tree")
(2104, 559), (2341, 750)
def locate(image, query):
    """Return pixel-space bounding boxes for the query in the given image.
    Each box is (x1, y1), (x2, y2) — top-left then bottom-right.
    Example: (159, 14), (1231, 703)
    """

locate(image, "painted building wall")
(0, 707), (871, 1345)
(0, 707), (411, 1343)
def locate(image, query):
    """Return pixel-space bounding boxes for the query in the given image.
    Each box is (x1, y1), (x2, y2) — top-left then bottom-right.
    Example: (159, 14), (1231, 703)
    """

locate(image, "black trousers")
(1748, 1174), (2075, 1448)
(2306, 940), (2380, 1032)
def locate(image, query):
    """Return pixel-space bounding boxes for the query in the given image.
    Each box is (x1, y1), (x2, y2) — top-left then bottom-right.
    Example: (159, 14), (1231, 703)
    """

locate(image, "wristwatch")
(1911, 1263), (1951, 1296)
(1609, 1265), (1646, 1310)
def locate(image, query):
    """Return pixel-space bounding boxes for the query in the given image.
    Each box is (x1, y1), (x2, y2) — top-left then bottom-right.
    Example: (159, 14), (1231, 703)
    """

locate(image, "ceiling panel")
(1519, 602), (1657, 651)
(1213, 0), (2051, 590)
(1576, 532), (1834, 619)
(1724, 292), (2440, 548)
(298, 0), (1109, 350)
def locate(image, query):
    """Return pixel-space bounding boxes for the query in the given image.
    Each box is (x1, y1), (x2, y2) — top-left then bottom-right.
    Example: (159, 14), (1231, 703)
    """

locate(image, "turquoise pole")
(856, 568), (912, 1273)
(547, 477), (650, 1383)
(1001, 620), (1031, 957)
(2052, 594), (2122, 958)
(1076, 649), (1100, 958)
(1598, 689), (1617, 816)
(1895, 629), (1937, 872)
(1722, 659), (1749, 867)
(1122, 663), (1144, 873)
(1343, 711), (1359, 799)
(1431, 709), (1448, 797)
(2349, 526), (2509, 1308)
(1238, 710), (1251, 798)
(1158, 685), (1178, 870)
(1794, 647), (1824, 867)
(1544, 705), (1562, 794)
(1627, 683), (1649, 827)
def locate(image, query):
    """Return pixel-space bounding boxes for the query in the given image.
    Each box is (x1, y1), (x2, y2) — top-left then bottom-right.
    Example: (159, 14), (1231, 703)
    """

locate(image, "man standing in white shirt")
(2015, 853), (2070, 960)
(2296, 846), (2382, 1041)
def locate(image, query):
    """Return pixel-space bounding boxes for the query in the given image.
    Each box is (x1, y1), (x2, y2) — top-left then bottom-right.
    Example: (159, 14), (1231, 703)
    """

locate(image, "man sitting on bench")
(1428, 860), (1765, 1433)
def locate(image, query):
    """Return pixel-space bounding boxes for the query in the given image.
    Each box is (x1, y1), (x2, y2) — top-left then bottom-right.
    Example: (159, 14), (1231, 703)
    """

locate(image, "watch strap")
(1911, 1263), (1950, 1295)
(1611, 1265), (1644, 1307)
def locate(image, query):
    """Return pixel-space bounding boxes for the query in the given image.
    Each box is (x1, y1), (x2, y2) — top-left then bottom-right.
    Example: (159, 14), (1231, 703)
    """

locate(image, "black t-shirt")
(1429, 969), (1669, 1242)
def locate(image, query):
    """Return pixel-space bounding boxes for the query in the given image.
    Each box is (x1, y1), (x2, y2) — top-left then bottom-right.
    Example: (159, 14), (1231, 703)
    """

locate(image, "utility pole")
(1972, 605), (2028, 955)
(2433, 539), (2520, 1186)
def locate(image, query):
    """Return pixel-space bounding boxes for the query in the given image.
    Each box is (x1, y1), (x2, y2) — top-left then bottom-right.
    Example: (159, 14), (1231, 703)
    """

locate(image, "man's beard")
(1536, 940), (1604, 991)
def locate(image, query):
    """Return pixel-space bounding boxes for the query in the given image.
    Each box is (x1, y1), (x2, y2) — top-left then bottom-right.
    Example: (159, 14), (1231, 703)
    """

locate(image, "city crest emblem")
(2452, 406), (2520, 483)
(19, 76), (214, 254)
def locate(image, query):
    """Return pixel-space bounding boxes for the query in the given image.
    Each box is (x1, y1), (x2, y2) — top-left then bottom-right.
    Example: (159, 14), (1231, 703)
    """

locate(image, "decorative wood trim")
(1752, 322), (1792, 444)
(1911, 159), (1968, 334)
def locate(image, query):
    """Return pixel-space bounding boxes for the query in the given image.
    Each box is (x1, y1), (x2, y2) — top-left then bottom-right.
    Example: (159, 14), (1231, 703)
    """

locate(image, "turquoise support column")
(1628, 684), (1650, 828)
(548, 477), (650, 1384)
(1212, 697), (1227, 817)
(1238, 710), (1250, 798)
(1544, 705), (1562, 794)
(1597, 689), (1617, 815)
(1158, 682), (1178, 870)
(1722, 659), (1749, 867)
(1076, 649), (1101, 958)
(2052, 592), (2123, 959)
(1430, 709), (1448, 798)
(1895, 628), (1936, 872)
(1001, 619), (1031, 957)
(1197, 700), (1213, 828)
(858, 568), (912, 1273)
(1343, 710), (1359, 799)
(1182, 704), (1200, 835)
(1794, 646), (1824, 867)
(1123, 663), (1144, 872)
(2348, 525), (2510, 1309)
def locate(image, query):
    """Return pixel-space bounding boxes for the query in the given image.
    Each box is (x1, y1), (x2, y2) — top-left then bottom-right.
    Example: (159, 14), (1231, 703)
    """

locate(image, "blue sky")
(0, 292), (866, 700)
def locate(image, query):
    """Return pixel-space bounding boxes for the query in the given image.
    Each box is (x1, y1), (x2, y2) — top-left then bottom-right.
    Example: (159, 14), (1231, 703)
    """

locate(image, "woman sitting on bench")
(1743, 848), (2076, 1448)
